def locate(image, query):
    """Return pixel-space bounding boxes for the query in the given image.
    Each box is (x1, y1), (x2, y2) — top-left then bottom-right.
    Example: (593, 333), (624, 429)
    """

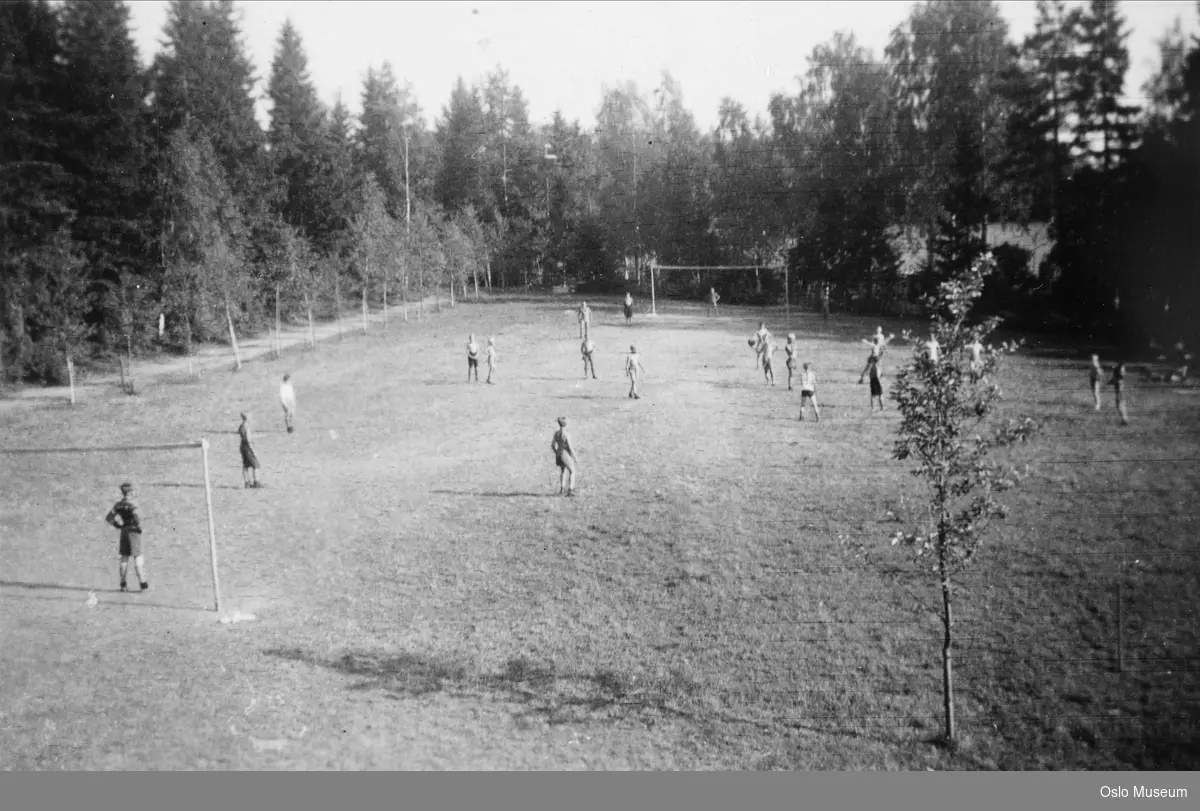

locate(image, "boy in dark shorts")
(106, 482), (149, 593)
(467, 334), (480, 382)
(1112, 362), (1129, 425)
(238, 412), (260, 488)
(861, 354), (884, 413)
(550, 416), (578, 496)
(798, 363), (821, 422)
(624, 293), (634, 326)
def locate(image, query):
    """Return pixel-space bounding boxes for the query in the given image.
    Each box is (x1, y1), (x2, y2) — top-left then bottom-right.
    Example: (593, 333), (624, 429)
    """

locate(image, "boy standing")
(485, 337), (497, 384)
(467, 334), (481, 382)
(550, 416), (578, 496)
(1112, 362), (1129, 426)
(707, 287), (720, 317)
(798, 363), (821, 422)
(785, 333), (798, 390)
(625, 344), (646, 399)
(238, 412), (260, 488)
(624, 293), (634, 326)
(862, 354), (884, 413)
(106, 482), (149, 593)
(754, 322), (771, 369)
(279, 374), (296, 433)
(1089, 354), (1103, 410)
(761, 338), (777, 386)
(581, 336), (598, 379)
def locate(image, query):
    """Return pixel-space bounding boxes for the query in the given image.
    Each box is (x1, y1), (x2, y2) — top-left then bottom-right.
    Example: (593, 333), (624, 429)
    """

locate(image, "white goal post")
(648, 262), (790, 318)
(0, 439), (223, 612)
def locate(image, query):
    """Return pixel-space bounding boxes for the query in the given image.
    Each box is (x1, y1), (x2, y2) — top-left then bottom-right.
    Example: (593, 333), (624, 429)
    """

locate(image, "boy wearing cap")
(106, 482), (149, 593)
(551, 417), (578, 496)
(625, 344), (646, 399)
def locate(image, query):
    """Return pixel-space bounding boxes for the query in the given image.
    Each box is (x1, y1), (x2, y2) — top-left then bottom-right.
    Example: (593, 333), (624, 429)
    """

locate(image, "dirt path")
(0, 295), (457, 415)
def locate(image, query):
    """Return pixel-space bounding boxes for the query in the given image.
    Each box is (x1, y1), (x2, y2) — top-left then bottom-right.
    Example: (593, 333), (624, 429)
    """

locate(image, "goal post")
(650, 263), (789, 319)
(0, 439), (223, 613)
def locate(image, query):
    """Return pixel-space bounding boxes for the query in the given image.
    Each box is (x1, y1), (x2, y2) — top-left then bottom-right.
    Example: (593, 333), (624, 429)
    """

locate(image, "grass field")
(1, 297), (1197, 770)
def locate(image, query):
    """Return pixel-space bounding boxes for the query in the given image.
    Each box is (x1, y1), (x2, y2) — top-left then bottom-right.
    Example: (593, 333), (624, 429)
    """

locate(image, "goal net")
(0, 441), (223, 612)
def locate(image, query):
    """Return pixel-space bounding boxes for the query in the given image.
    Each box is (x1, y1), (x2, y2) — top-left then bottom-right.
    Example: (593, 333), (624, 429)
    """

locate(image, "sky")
(124, 0), (1199, 132)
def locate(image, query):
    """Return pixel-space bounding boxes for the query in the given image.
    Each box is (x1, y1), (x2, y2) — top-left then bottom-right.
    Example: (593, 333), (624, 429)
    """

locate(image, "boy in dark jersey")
(106, 482), (149, 593)
(467, 334), (480, 382)
(238, 412), (260, 488)
(1112, 362), (1129, 425)
(551, 416), (578, 496)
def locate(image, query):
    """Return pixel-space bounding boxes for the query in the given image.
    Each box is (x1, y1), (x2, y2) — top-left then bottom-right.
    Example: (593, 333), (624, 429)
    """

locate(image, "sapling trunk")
(939, 522), (956, 743)
(224, 297), (241, 370)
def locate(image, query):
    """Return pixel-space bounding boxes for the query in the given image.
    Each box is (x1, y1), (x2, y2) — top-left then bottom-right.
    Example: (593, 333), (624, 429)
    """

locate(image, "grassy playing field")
(1, 297), (1197, 770)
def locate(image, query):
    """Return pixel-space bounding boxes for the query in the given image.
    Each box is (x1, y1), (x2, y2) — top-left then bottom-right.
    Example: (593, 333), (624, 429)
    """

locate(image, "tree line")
(2, 0), (1197, 384)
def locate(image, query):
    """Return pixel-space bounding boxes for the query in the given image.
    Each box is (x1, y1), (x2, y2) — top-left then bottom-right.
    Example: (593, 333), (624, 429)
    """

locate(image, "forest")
(2, 0), (1198, 384)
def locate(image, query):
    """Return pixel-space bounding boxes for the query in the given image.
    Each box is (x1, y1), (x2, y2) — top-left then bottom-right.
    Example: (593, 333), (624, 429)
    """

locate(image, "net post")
(199, 439), (222, 614)
(785, 265), (790, 323)
(67, 355), (76, 406)
(649, 260), (658, 316)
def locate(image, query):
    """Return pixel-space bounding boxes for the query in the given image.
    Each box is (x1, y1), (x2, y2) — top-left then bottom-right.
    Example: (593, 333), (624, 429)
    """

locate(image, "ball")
(747, 338), (757, 347)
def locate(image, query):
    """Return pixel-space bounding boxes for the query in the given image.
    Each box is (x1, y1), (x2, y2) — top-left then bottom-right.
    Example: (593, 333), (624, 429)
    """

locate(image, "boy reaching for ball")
(106, 482), (149, 593)
(551, 417), (578, 496)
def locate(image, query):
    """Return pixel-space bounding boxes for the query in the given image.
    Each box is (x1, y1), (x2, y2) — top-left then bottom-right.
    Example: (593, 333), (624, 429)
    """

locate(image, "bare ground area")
(1, 297), (1197, 770)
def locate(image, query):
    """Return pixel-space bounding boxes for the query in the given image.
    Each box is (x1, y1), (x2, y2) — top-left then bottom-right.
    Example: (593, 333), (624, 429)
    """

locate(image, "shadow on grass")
(262, 647), (891, 749)
(154, 482), (242, 491)
(430, 489), (553, 498)
(0, 580), (206, 612)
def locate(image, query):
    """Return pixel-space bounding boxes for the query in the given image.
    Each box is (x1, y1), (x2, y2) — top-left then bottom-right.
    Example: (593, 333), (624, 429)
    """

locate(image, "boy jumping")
(551, 416), (578, 496)
(625, 344), (646, 399)
(486, 337), (497, 384)
(798, 363), (821, 422)
(467, 334), (481, 382)
(106, 482), (149, 593)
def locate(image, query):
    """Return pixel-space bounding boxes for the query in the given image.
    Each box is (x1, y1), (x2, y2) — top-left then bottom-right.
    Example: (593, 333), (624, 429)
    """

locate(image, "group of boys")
(751, 322), (821, 420)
